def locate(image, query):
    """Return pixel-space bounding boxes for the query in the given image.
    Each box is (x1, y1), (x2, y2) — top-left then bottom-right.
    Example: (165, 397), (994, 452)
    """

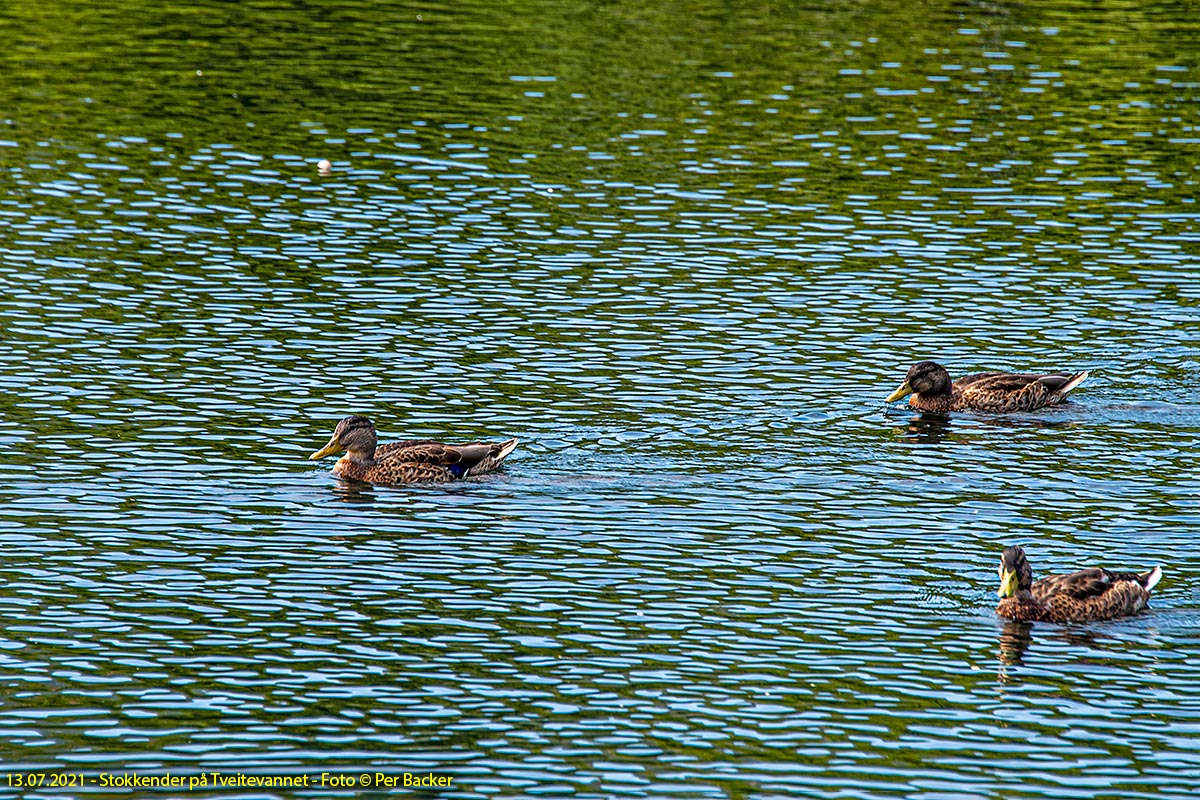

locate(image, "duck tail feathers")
(495, 438), (519, 463)
(463, 438), (519, 477)
(1140, 565), (1163, 592)
(1058, 370), (1089, 396)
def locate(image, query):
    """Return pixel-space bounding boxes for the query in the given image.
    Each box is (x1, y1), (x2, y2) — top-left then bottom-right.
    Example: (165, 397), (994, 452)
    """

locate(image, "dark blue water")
(0, 0), (1198, 796)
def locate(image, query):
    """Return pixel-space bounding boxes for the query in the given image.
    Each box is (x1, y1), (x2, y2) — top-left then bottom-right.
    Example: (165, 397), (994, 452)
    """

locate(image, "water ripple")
(0, 0), (1198, 796)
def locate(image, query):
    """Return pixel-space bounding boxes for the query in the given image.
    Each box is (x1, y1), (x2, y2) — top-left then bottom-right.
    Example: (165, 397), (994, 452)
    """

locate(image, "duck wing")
(957, 370), (1087, 412)
(1035, 566), (1160, 622)
(953, 371), (1011, 389)
(1033, 568), (1114, 601)
(377, 438), (519, 478)
(374, 439), (432, 457)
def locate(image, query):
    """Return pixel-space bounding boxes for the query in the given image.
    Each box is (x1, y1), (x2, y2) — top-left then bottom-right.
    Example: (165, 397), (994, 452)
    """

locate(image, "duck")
(309, 415), (518, 484)
(996, 545), (1162, 623)
(885, 360), (1088, 413)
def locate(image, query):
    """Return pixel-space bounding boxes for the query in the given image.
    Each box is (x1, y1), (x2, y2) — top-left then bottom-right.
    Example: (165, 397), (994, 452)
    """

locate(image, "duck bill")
(885, 381), (913, 403)
(309, 435), (342, 461)
(997, 569), (1018, 598)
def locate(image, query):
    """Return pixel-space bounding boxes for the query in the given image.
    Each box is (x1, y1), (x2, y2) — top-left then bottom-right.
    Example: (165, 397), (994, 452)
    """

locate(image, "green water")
(0, 0), (1197, 797)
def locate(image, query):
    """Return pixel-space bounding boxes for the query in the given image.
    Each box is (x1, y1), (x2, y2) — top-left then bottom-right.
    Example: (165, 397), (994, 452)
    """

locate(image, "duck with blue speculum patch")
(309, 415), (518, 484)
(885, 360), (1088, 413)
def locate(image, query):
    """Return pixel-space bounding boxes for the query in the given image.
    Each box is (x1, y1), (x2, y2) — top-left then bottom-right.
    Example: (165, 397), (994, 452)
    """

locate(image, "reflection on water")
(888, 410), (957, 444)
(329, 481), (382, 504)
(998, 620), (1036, 669)
(0, 0), (1198, 796)
(889, 408), (1083, 444)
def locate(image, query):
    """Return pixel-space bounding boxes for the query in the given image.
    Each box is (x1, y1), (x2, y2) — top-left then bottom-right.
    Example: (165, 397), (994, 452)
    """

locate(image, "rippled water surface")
(1, 0), (1199, 796)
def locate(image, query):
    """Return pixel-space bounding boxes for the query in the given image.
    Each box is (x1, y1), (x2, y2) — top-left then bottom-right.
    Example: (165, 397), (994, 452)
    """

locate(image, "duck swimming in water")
(885, 361), (1088, 413)
(996, 545), (1162, 623)
(309, 415), (518, 484)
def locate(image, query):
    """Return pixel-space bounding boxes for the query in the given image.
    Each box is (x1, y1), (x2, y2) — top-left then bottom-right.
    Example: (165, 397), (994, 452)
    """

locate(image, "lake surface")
(1, 0), (1198, 796)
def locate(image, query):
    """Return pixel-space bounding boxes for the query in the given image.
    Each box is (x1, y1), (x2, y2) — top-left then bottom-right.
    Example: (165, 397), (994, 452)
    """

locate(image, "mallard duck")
(885, 361), (1088, 412)
(309, 415), (518, 484)
(996, 545), (1162, 623)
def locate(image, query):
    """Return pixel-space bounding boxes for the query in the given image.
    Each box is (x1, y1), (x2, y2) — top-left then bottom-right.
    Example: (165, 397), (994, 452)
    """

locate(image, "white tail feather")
(1059, 370), (1089, 396)
(1144, 566), (1163, 592)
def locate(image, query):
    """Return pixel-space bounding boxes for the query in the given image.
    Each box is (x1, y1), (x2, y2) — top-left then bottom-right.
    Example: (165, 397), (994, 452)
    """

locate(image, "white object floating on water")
(317, 159), (332, 175)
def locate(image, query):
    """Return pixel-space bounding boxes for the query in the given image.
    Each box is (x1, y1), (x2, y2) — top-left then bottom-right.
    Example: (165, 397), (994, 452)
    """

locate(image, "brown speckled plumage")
(886, 361), (1088, 413)
(309, 416), (518, 485)
(995, 545), (1162, 623)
